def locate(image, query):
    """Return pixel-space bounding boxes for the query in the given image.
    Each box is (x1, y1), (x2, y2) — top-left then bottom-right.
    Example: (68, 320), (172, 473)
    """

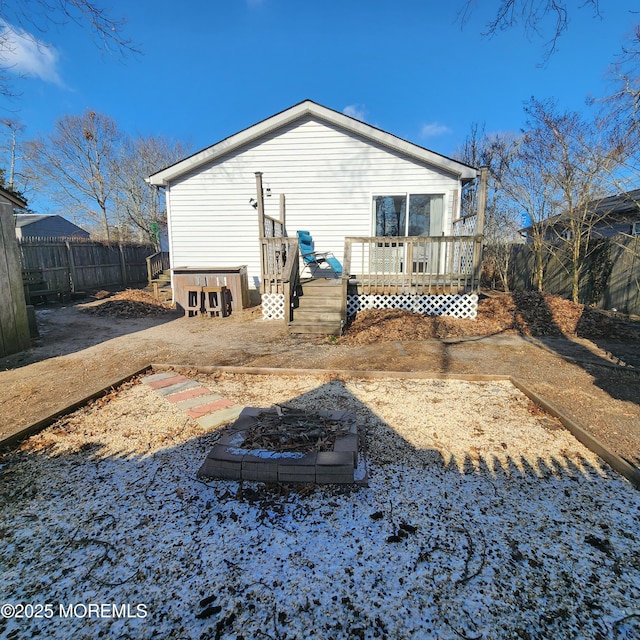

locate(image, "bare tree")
(458, 0), (602, 60)
(114, 135), (190, 247)
(600, 26), (640, 169)
(500, 134), (559, 293)
(26, 110), (121, 240)
(1, 0), (138, 95)
(1, 118), (25, 189)
(517, 98), (630, 302)
(455, 123), (521, 290)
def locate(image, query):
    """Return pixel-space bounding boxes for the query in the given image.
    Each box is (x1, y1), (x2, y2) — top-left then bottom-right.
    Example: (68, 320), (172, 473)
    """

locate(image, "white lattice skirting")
(262, 292), (479, 321)
(347, 293), (479, 319)
(262, 293), (285, 320)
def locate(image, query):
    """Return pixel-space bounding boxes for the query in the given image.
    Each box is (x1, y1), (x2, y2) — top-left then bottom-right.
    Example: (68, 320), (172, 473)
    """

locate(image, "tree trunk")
(100, 204), (110, 242)
(571, 236), (581, 303)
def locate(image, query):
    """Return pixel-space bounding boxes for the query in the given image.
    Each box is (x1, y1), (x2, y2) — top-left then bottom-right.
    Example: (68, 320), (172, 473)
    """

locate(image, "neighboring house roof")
(521, 188), (640, 234)
(0, 187), (27, 209)
(148, 99), (478, 187)
(591, 188), (640, 218)
(14, 214), (90, 238)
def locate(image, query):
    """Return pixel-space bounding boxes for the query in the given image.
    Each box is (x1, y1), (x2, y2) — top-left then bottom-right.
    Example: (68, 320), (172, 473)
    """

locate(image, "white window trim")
(371, 193), (447, 236)
(632, 221), (640, 235)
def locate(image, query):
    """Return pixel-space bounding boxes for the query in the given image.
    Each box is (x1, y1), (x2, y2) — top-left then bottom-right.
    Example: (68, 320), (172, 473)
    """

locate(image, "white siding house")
(148, 100), (480, 321)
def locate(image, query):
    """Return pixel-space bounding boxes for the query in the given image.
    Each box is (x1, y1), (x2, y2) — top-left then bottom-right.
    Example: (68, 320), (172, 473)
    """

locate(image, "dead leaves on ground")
(340, 292), (640, 345)
(82, 289), (175, 318)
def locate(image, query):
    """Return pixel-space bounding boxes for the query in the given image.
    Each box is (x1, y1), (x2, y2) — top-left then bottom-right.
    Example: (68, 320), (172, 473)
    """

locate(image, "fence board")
(0, 202), (30, 357)
(606, 235), (640, 314)
(508, 235), (640, 315)
(18, 237), (155, 293)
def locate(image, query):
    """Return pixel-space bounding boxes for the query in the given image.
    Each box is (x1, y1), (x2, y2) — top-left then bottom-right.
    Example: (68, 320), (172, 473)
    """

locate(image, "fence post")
(118, 243), (128, 286)
(65, 240), (78, 292)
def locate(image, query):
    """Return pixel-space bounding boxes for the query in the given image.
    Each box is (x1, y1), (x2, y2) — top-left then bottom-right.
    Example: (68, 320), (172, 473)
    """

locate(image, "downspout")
(155, 183), (174, 304)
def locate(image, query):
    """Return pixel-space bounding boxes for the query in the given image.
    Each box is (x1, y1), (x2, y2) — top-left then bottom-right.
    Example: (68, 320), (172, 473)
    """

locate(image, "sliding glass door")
(373, 194), (444, 272)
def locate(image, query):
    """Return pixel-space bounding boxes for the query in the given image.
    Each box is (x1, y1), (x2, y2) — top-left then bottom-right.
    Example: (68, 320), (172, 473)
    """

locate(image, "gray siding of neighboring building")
(15, 215), (90, 239)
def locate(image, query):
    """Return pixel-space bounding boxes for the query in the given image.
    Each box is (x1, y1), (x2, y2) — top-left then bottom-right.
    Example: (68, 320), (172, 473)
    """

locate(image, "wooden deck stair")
(154, 269), (171, 286)
(288, 278), (344, 336)
(145, 269), (172, 302)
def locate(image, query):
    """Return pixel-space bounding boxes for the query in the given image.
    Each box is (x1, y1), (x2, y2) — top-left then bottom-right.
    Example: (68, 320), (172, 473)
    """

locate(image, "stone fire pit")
(198, 406), (359, 483)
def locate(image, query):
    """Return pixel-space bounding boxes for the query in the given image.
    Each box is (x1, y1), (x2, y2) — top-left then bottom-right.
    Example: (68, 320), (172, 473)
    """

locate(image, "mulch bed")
(340, 292), (640, 345)
(80, 288), (640, 346)
(82, 289), (176, 318)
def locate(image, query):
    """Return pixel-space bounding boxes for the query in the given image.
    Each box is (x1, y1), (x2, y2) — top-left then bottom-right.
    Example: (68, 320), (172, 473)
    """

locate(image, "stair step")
(298, 282), (342, 296)
(290, 277), (344, 336)
(288, 320), (342, 336)
(294, 309), (343, 322)
(296, 298), (343, 312)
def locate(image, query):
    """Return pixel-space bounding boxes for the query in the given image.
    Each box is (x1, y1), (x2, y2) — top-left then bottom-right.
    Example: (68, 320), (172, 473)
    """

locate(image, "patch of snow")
(226, 447), (306, 459)
(0, 374), (639, 639)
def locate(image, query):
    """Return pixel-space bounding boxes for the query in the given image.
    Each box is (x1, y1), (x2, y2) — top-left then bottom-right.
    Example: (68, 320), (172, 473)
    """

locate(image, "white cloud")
(419, 121), (452, 138)
(343, 104), (367, 122)
(0, 20), (63, 85)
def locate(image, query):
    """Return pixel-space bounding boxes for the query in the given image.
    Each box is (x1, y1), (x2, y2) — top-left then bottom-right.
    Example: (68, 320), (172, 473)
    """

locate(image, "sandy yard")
(1, 372), (639, 639)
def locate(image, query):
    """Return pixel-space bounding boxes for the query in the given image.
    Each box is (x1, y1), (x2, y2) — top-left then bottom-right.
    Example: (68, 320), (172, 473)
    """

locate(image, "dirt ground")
(1, 288), (639, 474)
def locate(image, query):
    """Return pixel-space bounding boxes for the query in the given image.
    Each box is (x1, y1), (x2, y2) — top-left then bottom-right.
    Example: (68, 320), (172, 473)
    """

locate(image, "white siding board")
(167, 117), (466, 289)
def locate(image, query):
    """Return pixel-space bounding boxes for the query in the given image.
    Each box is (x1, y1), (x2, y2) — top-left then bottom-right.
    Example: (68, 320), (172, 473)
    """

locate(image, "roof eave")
(0, 187), (27, 209)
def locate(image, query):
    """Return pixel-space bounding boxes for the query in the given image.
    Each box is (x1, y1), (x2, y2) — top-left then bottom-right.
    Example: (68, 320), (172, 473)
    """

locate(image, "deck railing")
(343, 235), (482, 294)
(260, 234), (483, 296)
(146, 251), (170, 284)
(262, 213), (285, 239)
(260, 236), (299, 294)
(281, 238), (300, 322)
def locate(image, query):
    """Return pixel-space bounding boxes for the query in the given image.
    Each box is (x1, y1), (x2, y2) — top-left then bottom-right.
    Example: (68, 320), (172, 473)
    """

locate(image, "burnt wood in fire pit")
(198, 406), (359, 484)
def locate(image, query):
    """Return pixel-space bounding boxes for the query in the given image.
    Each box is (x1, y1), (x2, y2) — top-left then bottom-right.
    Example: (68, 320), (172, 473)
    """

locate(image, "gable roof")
(148, 100), (477, 187)
(14, 214), (52, 227)
(14, 214), (90, 237)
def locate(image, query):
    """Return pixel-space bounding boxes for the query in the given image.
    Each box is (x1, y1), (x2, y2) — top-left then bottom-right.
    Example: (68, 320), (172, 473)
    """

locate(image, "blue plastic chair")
(296, 230), (342, 277)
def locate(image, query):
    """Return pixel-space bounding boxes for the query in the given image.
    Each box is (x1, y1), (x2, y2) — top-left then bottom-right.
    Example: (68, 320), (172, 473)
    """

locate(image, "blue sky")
(0, 1), (636, 212)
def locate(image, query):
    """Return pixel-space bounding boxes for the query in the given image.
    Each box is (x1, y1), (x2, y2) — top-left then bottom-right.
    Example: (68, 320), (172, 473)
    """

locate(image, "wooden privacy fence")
(18, 237), (156, 296)
(508, 234), (640, 315)
(0, 201), (30, 357)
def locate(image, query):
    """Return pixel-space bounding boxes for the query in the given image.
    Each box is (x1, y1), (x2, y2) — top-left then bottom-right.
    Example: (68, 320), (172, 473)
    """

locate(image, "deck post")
(342, 237), (352, 280)
(280, 193), (286, 232)
(472, 166), (489, 289)
(255, 172), (265, 239)
(255, 172), (266, 292)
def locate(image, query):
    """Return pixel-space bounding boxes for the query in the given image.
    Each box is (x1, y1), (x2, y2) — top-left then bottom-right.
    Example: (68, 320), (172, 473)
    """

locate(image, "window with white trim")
(632, 221), (640, 235)
(373, 194), (444, 237)
(371, 194), (445, 274)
